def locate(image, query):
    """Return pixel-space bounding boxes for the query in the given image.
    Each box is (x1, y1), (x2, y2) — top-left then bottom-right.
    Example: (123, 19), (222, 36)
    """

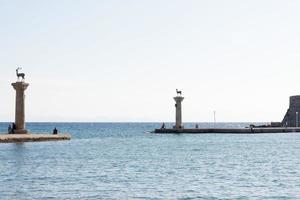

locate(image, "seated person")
(53, 127), (58, 134)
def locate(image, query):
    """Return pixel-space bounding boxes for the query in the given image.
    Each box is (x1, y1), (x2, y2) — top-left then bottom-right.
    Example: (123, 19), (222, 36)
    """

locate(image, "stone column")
(174, 96), (184, 129)
(11, 82), (29, 134)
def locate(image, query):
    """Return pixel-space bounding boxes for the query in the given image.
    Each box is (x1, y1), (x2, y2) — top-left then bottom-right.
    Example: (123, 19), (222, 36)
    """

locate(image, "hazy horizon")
(0, 121), (270, 123)
(1, 0), (299, 122)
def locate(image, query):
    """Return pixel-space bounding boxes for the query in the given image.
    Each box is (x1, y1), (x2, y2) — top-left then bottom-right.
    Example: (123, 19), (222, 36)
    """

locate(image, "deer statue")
(176, 89), (182, 96)
(16, 67), (25, 81)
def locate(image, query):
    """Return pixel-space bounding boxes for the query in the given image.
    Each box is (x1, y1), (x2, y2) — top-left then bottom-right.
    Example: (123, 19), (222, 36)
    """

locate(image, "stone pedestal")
(12, 82), (29, 134)
(174, 96), (184, 129)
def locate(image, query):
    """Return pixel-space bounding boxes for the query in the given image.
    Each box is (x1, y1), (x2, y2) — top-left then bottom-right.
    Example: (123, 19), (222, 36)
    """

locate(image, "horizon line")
(0, 121), (268, 123)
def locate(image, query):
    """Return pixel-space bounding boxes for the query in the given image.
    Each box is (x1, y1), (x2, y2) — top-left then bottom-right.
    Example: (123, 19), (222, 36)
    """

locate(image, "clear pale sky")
(1, 0), (300, 122)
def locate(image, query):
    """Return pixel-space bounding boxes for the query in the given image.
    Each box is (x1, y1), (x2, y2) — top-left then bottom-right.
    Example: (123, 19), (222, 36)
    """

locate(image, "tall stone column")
(11, 82), (29, 134)
(174, 96), (184, 129)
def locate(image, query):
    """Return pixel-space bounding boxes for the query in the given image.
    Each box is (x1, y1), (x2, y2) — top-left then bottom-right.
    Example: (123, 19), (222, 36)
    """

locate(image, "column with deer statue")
(11, 68), (29, 134)
(174, 89), (184, 129)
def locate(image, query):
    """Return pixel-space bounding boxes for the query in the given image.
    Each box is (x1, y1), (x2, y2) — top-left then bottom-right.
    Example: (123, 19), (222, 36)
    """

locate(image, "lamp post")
(213, 110), (216, 123)
(296, 112), (299, 127)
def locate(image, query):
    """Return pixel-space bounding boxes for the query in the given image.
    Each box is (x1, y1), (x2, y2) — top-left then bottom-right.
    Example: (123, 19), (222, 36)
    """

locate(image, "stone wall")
(282, 95), (300, 127)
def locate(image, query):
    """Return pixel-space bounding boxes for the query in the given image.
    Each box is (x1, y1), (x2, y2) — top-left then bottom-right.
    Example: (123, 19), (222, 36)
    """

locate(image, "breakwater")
(155, 127), (300, 134)
(0, 133), (71, 143)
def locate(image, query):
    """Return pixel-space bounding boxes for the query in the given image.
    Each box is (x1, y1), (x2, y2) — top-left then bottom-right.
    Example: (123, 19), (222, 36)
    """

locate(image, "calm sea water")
(1, 122), (300, 200)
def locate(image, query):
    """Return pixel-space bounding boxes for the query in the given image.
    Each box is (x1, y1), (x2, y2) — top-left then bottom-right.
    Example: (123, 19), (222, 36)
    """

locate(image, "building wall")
(282, 96), (300, 127)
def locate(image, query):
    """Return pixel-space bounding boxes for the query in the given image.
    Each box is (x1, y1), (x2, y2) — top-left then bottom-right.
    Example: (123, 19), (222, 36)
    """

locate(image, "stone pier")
(0, 72), (72, 143)
(0, 134), (71, 143)
(11, 81), (29, 134)
(174, 95), (184, 129)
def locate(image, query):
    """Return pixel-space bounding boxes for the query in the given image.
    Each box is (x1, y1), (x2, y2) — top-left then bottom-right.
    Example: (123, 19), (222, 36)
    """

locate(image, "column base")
(173, 126), (184, 129)
(14, 129), (28, 134)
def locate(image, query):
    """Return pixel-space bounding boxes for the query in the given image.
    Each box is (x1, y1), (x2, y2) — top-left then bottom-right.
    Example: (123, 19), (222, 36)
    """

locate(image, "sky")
(1, 0), (300, 122)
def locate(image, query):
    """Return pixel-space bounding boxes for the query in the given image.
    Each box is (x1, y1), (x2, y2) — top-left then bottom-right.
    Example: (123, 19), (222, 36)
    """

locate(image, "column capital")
(174, 96), (184, 102)
(11, 82), (29, 91)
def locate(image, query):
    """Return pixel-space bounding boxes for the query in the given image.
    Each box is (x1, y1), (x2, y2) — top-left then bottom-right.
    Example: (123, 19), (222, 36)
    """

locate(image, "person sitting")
(12, 123), (16, 134)
(53, 127), (58, 135)
(53, 127), (58, 134)
(8, 124), (12, 134)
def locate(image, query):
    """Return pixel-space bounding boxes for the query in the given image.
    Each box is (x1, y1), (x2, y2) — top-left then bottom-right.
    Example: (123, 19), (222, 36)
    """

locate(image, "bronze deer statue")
(16, 67), (25, 81)
(176, 89), (182, 96)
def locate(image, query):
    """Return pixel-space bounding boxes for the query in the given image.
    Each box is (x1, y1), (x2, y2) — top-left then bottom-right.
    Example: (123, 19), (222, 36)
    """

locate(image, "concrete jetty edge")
(0, 133), (71, 143)
(154, 128), (300, 134)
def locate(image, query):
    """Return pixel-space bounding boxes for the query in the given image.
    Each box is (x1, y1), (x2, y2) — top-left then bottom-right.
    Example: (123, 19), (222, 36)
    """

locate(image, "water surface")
(0, 123), (300, 199)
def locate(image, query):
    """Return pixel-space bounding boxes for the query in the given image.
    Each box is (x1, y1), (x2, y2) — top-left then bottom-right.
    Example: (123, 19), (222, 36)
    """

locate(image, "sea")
(0, 122), (300, 200)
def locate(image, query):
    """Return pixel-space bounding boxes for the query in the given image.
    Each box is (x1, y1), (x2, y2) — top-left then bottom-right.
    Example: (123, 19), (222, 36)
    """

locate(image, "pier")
(0, 68), (72, 143)
(155, 90), (300, 134)
(0, 133), (71, 143)
(155, 127), (300, 134)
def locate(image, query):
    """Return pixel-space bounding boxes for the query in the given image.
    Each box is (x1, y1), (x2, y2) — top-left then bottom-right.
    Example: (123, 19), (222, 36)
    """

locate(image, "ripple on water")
(0, 123), (300, 199)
